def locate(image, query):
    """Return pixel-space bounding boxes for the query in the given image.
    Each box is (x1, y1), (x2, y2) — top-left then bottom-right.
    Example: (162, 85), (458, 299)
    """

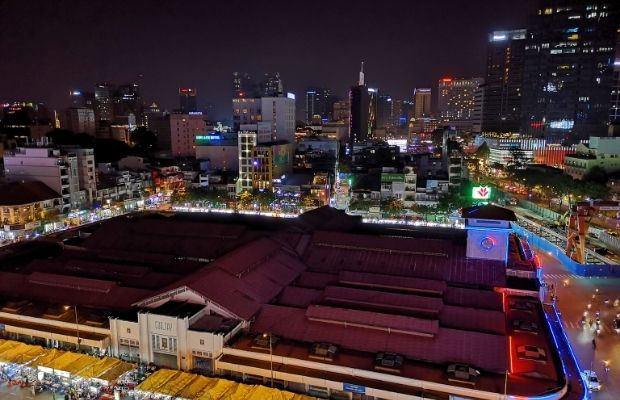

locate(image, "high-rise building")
(232, 72), (256, 98)
(114, 83), (142, 125)
(610, 31), (620, 126)
(481, 29), (527, 134)
(179, 88), (198, 113)
(142, 102), (161, 130)
(349, 63), (371, 148)
(94, 83), (115, 123)
(237, 131), (257, 192)
(260, 73), (283, 97)
(305, 88), (333, 123)
(260, 95), (295, 142)
(376, 94), (393, 129)
(170, 113), (207, 157)
(65, 107), (96, 136)
(413, 88), (432, 118)
(69, 90), (95, 109)
(521, 0), (620, 139)
(392, 99), (413, 127)
(332, 100), (350, 123)
(437, 78), (483, 121)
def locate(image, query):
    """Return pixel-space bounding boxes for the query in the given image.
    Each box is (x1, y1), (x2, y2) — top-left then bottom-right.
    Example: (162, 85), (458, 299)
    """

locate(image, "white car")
(581, 370), (601, 391)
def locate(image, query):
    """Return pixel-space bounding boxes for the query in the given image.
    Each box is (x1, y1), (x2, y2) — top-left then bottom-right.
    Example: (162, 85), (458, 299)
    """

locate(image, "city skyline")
(0, 0), (537, 120)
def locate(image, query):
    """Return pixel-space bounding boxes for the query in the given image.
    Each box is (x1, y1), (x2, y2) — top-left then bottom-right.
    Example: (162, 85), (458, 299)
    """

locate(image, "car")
(581, 370), (601, 391)
(512, 319), (539, 333)
(509, 300), (534, 313)
(516, 345), (547, 363)
(447, 364), (480, 383)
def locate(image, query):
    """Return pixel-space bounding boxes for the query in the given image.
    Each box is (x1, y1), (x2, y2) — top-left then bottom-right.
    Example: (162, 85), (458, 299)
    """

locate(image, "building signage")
(472, 186), (492, 200)
(196, 135), (221, 141)
(381, 173), (405, 182)
(154, 321), (174, 332)
(343, 383), (366, 394)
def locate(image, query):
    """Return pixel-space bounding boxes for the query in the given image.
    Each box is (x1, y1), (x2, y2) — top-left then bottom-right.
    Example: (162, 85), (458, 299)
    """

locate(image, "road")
(539, 251), (620, 399)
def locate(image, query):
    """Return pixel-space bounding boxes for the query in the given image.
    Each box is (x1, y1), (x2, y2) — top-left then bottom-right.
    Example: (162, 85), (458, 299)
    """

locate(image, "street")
(540, 251), (620, 399)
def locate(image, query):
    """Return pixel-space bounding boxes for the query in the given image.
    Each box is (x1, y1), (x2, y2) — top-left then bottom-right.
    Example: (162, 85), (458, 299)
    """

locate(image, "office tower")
(114, 83), (142, 125)
(260, 73), (283, 97)
(610, 31), (620, 126)
(522, 0), (620, 139)
(233, 72), (256, 98)
(376, 94), (393, 129)
(305, 88), (333, 123)
(481, 30), (527, 134)
(392, 99), (413, 127)
(437, 77), (483, 121)
(333, 100), (350, 123)
(142, 102), (161, 129)
(472, 86), (485, 133)
(260, 95), (295, 142)
(69, 90), (95, 109)
(170, 113), (207, 157)
(413, 88), (432, 118)
(94, 83), (115, 122)
(65, 107), (96, 135)
(349, 63), (371, 148)
(179, 88), (198, 113)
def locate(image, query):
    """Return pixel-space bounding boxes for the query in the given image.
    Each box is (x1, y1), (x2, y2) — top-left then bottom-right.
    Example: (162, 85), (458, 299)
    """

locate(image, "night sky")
(0, 0), (538, 121)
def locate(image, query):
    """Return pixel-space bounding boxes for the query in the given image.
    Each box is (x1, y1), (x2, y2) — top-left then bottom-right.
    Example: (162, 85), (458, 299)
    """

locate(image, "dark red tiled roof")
(338, 271), (446, 294)
(278, 286), (323, 308)
(323, 286), (443, 314)
(252, 304), (508, 373)
(295, 271), (338, 289)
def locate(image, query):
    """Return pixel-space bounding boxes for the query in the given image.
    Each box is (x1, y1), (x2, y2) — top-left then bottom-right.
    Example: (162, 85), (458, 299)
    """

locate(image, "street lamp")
(262, 333), (274, 387)
(65, 305), (80, 352)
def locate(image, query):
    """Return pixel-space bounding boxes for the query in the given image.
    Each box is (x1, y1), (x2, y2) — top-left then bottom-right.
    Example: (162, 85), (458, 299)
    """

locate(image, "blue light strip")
(543, 305), (590, 400)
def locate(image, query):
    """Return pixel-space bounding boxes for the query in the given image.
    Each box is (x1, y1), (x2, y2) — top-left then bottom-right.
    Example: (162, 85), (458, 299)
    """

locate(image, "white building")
(170, 113), (208, 157)
(238, 131), (258, 192)
(4, 146), (82, 212)
(260, 95), (295, 142)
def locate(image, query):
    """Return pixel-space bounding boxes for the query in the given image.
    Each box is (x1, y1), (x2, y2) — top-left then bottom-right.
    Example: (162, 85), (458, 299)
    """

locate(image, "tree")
(130, 127), (158, 155)
(583, 166), (609, 185)
(238, 190), (255, 210)
(383, 198), (404, 217)
(255, 190), (276, 211)
(475, 142), (490, 160)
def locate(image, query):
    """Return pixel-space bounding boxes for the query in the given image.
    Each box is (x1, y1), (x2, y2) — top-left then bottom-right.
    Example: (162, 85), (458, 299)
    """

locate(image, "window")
(127, 328), (131, 334)
(200, 339), (205, 345)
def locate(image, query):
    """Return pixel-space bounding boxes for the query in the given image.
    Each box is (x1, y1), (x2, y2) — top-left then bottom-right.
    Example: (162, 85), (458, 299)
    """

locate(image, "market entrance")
(152, 352), (177, 369)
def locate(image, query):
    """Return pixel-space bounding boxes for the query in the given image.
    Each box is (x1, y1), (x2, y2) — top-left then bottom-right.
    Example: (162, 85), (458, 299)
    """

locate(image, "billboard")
(472, 186), (492, 200)
(272, 144), (291, 166)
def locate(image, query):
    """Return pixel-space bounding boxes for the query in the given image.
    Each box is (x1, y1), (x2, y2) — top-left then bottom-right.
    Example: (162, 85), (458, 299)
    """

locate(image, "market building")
(0, 207), (585, 400)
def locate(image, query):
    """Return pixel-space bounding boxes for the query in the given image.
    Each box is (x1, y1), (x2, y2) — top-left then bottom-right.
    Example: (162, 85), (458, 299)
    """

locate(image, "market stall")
(134, 369), (314, 400)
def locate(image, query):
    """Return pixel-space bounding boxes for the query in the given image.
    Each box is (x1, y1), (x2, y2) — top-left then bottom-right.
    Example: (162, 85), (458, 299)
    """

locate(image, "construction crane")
(565, 202), (594, 263)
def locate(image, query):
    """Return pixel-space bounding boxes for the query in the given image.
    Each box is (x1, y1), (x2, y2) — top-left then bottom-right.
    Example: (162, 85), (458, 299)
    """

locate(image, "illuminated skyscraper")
(437, 77), (483, 121)
(481, 29), (526, 134)
(305, 88), (333, 123)
(413, 88), (432, 118)
(521, 0), (620, 139)
(349, 63), (371, 148)
(94, 83), (115, 122)
(179, 88), (198, 113)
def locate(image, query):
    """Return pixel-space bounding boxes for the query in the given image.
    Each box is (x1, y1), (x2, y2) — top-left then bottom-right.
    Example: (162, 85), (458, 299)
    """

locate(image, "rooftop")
(0, 181), (60, 206)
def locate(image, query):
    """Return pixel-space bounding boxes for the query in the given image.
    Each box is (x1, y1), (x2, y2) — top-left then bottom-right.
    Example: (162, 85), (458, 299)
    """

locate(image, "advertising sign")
(472, 186), (492, 200)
